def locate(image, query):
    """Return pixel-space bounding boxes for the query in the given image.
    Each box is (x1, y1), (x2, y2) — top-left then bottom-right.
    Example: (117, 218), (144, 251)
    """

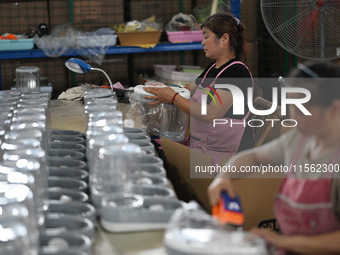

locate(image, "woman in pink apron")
(144, 13), (255, 165)
(208, 61), (340, 254)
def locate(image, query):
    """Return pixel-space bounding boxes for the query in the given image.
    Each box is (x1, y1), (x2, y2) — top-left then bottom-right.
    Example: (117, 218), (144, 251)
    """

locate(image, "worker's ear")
(330, 99), (340, 117)
(220, 33), (230, 49)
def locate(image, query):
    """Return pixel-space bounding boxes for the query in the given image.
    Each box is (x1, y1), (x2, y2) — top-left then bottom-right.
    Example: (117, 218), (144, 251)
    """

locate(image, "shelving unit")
(0, 0), (232, 97)
(1, 0), (296, 99)
(0, 42), (203, 60)
(0, 42), (203, 89)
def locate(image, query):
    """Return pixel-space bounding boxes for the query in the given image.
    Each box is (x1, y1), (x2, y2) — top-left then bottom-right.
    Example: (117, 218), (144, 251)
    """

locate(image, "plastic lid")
(100, 143), (142, 157)
(133, 84), (167, 97)
(133, 84), (190, 102)
(16, 66), (39, 73)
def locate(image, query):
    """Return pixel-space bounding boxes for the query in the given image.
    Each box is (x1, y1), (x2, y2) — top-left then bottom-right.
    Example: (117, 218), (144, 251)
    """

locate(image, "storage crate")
(117, 31), (162, 46)
(0, 39), (34, 51)
(167, 31), (203, 43)
(154, 64), (202, 82)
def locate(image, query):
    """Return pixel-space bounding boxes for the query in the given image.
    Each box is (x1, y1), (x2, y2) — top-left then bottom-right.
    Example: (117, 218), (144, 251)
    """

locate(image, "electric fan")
(261, 0), (340, 60)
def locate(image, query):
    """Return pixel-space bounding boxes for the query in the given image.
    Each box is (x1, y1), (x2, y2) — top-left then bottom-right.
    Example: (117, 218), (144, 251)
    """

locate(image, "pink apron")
(274, 136), (340, 255)
(190, 61), (254, 165)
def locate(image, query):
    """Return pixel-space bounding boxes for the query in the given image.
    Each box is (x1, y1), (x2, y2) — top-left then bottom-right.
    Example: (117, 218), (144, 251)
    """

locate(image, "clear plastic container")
(164, 202), (269, 255)
(94, 143), (143, 210)
(2, 159), (49, 230)
(83, 88), (116, 105)
(87, 133), (129, 201)
(0, 183), (38, 255)
(160, 104), (189, 142)
(159, 87), (190, 142)
(0, 218), (31, 255)
(16, 66), (40, 93)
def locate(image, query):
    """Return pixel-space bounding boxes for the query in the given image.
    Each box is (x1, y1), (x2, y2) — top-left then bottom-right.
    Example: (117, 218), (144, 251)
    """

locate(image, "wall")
(1, 0), (296, 99)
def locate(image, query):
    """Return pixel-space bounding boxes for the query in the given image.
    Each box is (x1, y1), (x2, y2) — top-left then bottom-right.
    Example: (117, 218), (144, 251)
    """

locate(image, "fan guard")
(261, 0), (340, 60)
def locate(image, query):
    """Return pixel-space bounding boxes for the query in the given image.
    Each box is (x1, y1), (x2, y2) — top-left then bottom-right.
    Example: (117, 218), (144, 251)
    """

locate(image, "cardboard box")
(162, 137), (282, 231)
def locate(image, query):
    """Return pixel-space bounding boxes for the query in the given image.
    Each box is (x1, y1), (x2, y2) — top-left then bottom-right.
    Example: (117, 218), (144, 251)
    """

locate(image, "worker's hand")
(143, 86), (176, 105)
(250, 228), (288, 252)
(207, 177), (236, 206)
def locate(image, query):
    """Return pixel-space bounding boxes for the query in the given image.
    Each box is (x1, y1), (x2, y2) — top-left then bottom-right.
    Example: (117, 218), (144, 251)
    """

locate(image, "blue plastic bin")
(0, 39), (35, 51)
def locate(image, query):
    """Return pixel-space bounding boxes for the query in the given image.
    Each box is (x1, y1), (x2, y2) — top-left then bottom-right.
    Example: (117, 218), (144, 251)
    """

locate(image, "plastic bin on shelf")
(166, 30), (203, 43)
(154, 64), (202, 82)
(117, 31), (162, 46)
(0, 39), (35, 51)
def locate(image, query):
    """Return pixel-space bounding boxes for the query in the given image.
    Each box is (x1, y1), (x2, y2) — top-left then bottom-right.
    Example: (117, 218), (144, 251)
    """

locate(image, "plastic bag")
(166, 13), (199, 31)
(74, 27), (116, 65)
(144, 104), (162, 135)
(123, 20), (143, 32)
(34, 24), (116, 65)
(141, 16), (162, 31)
(34, 23), (76, 57)
(116, 16), (162, 32)
(124, 94), (148, 130)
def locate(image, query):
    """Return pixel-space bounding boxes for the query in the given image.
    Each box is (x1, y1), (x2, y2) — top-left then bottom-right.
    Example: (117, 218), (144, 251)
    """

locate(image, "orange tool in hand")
(212, 191), (245, 227)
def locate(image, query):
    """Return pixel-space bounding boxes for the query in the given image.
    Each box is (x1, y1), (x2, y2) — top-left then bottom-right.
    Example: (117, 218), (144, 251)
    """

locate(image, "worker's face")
(201, 27), (222, 60)
(289, 101), (332, 137)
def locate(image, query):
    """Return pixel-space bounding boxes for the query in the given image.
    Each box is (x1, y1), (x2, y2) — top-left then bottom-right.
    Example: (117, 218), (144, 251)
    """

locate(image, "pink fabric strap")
(199, 61), (254, 121)
(200, 63), (217, 81)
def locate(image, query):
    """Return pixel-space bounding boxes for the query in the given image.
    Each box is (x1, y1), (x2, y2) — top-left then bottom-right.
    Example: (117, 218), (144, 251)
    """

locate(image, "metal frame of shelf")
(0, 42), (203, 89)
(0, 42), (203, 60)
(0, 0), (240, 90)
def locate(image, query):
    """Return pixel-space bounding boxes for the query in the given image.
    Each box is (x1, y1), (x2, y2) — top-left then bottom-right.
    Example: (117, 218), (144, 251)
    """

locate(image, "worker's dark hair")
(201, 12), (246, 63)
(287, 61), (340, 107)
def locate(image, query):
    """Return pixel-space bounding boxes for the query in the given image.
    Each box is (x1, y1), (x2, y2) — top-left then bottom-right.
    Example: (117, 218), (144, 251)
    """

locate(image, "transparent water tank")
(164, 202), (269, 255)
(160, 87), (190, 142)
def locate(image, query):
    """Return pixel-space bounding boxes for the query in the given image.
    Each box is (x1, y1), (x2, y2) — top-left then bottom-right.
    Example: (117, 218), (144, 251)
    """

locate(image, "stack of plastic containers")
(47, 128), (94, 255)
(0, 90), (94, 255)
(0, 86), (189, 255)
(84, 89), (187, 233)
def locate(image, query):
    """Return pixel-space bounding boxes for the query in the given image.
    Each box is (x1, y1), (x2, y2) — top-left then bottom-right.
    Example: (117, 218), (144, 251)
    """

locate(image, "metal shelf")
(0, 42), (203, 89)
(0, 42), (203, 60)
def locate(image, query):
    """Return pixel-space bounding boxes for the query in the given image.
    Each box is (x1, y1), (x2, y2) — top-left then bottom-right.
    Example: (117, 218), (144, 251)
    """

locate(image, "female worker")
(208, 61), (340, 254)
(144, 12), (255, 165)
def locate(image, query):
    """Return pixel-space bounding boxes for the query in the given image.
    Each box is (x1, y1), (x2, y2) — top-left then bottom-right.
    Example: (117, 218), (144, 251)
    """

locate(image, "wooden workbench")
(50, 100), (168, 255)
